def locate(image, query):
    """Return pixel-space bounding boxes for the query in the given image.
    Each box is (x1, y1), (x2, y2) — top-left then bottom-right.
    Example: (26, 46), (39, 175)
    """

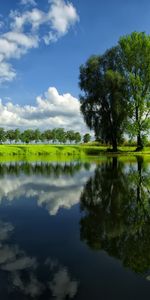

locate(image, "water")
(0, 157), (150, 299)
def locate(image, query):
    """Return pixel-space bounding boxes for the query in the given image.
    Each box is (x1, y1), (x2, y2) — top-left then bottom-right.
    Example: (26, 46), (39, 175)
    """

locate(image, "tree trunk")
(135, 106), (143, 151)
(112, 138), (118, 152)
(136, 132), (144, 151)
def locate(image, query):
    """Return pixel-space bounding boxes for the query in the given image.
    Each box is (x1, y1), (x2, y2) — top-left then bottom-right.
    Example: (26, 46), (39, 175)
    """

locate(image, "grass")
(0, 144), (150, 162)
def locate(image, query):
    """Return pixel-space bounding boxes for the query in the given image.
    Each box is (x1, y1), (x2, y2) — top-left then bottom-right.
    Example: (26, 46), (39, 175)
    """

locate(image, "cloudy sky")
(0, 0), (150, 131)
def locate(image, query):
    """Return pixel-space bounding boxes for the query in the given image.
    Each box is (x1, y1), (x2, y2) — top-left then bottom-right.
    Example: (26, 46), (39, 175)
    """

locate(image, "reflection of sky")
(0, 220), (79, 299)
(0, 163), (95, 215)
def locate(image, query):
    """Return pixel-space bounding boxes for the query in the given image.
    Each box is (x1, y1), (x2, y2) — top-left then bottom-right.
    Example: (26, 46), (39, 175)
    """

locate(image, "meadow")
(0, 144), (150, 161)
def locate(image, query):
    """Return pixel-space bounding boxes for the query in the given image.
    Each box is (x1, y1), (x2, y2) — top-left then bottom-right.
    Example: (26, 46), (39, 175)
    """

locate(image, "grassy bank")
(0, 144), (150, 159)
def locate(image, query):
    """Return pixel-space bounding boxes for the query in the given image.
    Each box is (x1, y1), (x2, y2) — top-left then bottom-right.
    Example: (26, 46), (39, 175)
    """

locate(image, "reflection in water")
(0, 159), (150, 299)
(80, 157), (150, 275)
(0, 162), (89, 299)
(0, 161), (94, 215)
(0, 220), (78, 299)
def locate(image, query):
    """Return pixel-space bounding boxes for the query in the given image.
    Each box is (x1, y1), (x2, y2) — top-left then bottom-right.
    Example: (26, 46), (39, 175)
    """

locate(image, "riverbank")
(0, 144), (150, 159)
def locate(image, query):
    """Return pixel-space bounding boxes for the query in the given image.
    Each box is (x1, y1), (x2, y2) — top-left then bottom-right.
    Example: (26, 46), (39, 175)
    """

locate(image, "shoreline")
(0, 144), (150, 162)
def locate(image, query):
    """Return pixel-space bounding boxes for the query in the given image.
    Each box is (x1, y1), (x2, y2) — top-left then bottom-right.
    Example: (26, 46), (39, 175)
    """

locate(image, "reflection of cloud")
(0, 221), (13, 241)
(12, 272), (45, 298)
(50, 268), (78, 300)
(0, 220), (79, 298)
(0, 244), (18, 265)
(0, 164), (95, 215)
(2, 256), (36, 271)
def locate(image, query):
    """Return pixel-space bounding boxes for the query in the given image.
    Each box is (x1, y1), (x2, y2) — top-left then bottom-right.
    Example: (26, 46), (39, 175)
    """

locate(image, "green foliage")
(83, 133), (91, 143)
(79, 47), (128, 151)
(79, 31), (150, 151)
(119, 32), (150, 149)
(74, 132), (81, 144)
(0, 128), (84, 145)
(0, 128), (6, 143)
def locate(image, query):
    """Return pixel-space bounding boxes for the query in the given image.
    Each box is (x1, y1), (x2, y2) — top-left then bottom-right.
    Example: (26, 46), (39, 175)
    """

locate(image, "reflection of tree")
(80, 157), (150, 274)
(0, 162), (83, 177)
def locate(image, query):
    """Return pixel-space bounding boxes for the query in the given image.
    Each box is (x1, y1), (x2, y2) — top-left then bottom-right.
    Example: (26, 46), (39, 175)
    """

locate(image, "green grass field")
(0, 144), (150, 162)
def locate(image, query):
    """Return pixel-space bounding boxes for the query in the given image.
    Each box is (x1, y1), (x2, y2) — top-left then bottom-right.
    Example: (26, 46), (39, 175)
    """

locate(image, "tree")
(44, 130), (53, 143)
(83, 133), (91, 143)
(0, 128), (6, 144)
(79, 48), (128, 151)
(6, 130), (15, 143)
(33, 129), (41, 143)
(74, 132), (81, 144)
(66, 130), (75, 144)
(14, 129), (21, 143)
(119, 32), (150, 150)
(55, 128), (66, 144)
(20, 129), (34, 144)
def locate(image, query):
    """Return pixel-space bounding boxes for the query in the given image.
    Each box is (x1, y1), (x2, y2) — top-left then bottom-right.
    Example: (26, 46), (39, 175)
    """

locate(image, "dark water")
(0, 157), (150, 299)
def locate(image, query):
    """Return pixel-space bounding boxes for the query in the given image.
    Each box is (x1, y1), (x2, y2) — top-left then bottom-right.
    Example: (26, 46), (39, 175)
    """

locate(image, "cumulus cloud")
(0, 86), (88, 133)
(0, 0), (79, 82)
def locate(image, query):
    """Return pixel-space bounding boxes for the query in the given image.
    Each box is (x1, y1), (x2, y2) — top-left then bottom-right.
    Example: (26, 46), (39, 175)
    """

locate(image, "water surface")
(0, 157), (150, 299)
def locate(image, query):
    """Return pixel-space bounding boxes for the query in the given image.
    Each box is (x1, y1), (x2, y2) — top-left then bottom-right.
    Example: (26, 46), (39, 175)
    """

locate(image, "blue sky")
(0, 0), (150, 132)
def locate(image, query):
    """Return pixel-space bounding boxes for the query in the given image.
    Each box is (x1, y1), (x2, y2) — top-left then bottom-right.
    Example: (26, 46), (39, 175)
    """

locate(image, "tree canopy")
(119, 32), (150, 150)
(79, 31), (150, 151)
(79, 47), (128, 151)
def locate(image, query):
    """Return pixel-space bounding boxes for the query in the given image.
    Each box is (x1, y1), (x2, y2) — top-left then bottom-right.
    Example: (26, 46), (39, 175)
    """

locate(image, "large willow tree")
(79, 47), (128, 151)
(79, 32), (150, 151)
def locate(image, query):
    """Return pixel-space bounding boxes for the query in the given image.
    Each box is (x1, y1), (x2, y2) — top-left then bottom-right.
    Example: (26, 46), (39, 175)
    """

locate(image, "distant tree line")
(0, 127), (91, 144)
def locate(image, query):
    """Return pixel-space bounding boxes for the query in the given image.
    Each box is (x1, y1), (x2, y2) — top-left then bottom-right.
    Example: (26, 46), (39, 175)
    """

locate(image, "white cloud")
(0, 21), (4, 29)
(0, 61), (16, 82)
(20, 0), (37, 6)
(44, 0), (79, 43)
(0, 0), (79, 82)
(0, 86), (89, 133)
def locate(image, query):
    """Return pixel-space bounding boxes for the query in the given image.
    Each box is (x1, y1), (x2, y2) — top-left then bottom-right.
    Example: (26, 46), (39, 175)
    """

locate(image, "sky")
(0, 0), (150, 132)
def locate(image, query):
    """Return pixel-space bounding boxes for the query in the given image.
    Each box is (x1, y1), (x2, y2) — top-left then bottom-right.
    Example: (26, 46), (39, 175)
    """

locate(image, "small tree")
(0, 128), (6, 144)
(83, 133), (91, 143)
(33, 129), (41, 143)
(14, 129), (21, 143)
(74, 132), (81, 144)
(66, 130), (75, 144)
(6, 130), (15, 143)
